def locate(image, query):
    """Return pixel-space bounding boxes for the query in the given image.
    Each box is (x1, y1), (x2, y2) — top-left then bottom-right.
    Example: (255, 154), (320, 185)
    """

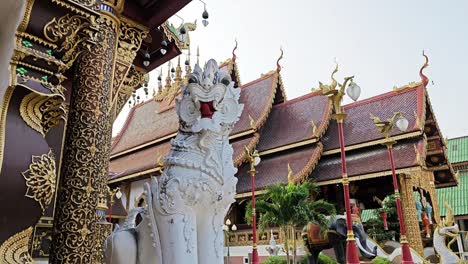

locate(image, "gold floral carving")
(117, 19), (148, 64)
(50, 0), (100, 17)
(113, 66), (147, 116)
(50, 12), (118, 263)
(399, 173), (424, 255)
(22, 150), (57, 213)
(0, 227), (34, 264)
(44, 14), (90, 43)
(19, 92), (67, 137)
(43, 13), (95, 72)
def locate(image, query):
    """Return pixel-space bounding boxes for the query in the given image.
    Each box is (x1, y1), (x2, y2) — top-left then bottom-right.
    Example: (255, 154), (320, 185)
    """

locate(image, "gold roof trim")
(110, 132), (177, 159)
(108, 167), (162, 184)
(259, 138), (318, 157)
(233, 133), (261, 166)
(322, 131), (422, 156)
(315, 166), (421, 186)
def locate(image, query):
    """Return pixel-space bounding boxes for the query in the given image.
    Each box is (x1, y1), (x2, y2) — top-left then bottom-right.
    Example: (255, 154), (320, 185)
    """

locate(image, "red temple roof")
(231, 72), (282, 135)
(111, 99), (179, 156)
(322, 85), (425, 151)
(236, 144), (323, 193)
(257, 91), (331, 152)
(312, 138), (425, 184)
(109, 56), (456, 190)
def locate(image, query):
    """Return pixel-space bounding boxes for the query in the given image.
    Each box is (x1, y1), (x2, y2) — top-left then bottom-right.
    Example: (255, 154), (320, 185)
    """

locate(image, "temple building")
(0, 0), (198, 262)
(108, 49), (456, 261)
(437, 136), (468, 259)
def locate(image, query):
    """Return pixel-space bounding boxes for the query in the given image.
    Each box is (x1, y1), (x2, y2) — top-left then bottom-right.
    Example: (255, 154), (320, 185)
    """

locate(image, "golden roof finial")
(232, 39), (238, 62)
(158, 70), (163, 92)
(276, 47), (284, 72)
(175, 56), (182, 83)
(165, 63), (172, 90)
(420, 50), (429, 87)
(287, 163), (294, 184)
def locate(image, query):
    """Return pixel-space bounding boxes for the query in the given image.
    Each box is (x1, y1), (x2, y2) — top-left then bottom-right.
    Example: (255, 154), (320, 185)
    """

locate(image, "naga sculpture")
(433, 201), (462, 264)
(104, 59), (244, 264)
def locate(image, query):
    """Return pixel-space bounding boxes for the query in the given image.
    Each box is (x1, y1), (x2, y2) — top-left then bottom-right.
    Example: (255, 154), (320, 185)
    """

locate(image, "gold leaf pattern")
(22, 150), (56, 213)
(0, 227), (34, 264)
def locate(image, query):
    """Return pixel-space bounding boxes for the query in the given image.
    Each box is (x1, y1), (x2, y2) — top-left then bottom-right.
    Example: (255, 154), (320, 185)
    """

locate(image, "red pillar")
(337, 119), (360, 264)
(387, 145), (414, 264)
(250, 169), (259, 264)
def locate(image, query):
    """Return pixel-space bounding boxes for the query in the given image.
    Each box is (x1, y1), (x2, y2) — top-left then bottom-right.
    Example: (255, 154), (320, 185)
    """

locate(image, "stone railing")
(225, 227), (303, 247)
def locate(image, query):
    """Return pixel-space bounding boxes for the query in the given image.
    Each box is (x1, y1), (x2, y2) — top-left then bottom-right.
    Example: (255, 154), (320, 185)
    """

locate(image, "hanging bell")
(179, 26), (187, 35)
(202, 9), (209, 19)
(143, 60), (150, 67)
(160, 48), (167, 55)
(202, 9), (209, 27)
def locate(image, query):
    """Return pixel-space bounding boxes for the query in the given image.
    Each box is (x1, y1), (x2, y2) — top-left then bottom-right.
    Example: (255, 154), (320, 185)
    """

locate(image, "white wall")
(0, 0), (25, 101)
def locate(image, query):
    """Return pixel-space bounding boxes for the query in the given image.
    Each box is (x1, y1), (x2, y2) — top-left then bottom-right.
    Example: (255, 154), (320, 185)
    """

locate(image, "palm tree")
(245, 180), (335, 263)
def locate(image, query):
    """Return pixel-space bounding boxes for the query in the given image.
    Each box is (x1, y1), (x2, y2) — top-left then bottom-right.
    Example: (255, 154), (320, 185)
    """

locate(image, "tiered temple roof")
(437, 136), (468, 217)
(109, 53), (456, 198)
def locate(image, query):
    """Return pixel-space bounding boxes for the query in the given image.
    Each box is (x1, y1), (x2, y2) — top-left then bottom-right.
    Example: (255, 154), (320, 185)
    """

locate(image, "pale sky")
(114, 0), (468, 138)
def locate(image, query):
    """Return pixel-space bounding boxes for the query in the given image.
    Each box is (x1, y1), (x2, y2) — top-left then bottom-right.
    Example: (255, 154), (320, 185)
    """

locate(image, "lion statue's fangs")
(104, 59), (244, 264)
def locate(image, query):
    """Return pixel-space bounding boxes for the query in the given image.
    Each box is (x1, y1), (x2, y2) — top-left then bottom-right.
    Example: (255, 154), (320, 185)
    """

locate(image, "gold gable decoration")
(22, 149), (57, 213)
(19, 92), (67, 137)
(0, 227), (34, 264)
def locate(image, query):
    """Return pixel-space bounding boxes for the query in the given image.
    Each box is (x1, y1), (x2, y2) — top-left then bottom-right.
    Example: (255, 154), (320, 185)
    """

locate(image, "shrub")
(298, 254), (337, 264)
(318, 253), (338, 264)
(262, 256), (287, 264)
(372, 256), (392, 264)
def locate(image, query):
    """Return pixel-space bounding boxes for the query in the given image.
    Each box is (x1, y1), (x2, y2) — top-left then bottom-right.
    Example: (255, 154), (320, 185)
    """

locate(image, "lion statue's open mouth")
(200, 101), (215, 119)
(176, 59), (243, 133)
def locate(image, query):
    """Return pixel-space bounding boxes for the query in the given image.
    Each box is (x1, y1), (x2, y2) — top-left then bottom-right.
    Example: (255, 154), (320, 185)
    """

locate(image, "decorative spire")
(165, 63), (172, 90)
(287, 163), (294, 184)
(420, 50), (429, 87)
(185, 48), (192, 82)
(175, 56), (183, 83)
(196, 46), (200, 65)
(232, 39), (238, 62)
(276, 47), (284, 72)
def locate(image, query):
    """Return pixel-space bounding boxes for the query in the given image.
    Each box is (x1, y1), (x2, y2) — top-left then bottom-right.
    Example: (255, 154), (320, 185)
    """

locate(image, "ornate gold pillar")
(399, 173), (424, 255)
(50, 9), (119, 263)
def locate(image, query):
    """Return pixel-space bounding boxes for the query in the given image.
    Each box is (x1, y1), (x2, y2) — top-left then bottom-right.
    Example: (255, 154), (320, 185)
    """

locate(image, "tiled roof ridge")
(240, 70), (277, 89)
(343, 85), (423, 110)
(233, 133), (261, 166)
(249, 73), (279, 131)
(111, 106), (137, 151)
(273, 89), (323, 108)
(275, 72), (287, 102)
(219, 57), (242, 87)
(449, 135), (468, 141)
(294, 142), (324, 183)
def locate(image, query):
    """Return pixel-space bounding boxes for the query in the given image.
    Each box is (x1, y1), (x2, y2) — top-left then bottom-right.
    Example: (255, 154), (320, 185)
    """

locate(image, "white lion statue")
(104, 59), (243, 264)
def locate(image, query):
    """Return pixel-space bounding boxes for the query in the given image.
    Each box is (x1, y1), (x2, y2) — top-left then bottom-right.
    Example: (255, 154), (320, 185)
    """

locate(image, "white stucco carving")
(105, 59), (243, 264)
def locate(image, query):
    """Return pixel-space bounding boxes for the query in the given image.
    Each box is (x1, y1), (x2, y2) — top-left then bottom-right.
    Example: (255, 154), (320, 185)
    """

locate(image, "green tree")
(366, 194), (399, 243)
(245, 181), (335, 264)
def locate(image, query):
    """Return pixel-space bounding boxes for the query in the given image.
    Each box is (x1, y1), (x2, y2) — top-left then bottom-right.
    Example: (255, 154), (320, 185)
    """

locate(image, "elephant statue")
(302, 215), (377, 264)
